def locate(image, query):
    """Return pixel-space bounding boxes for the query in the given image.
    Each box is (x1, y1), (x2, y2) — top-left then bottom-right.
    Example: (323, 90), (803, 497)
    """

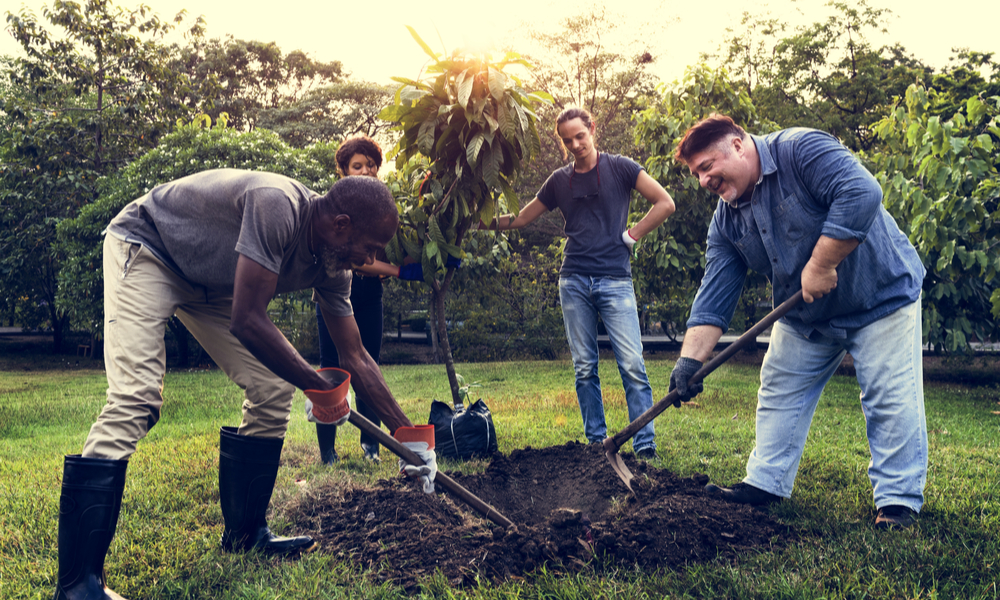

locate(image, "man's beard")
(320, 244), (353, 276)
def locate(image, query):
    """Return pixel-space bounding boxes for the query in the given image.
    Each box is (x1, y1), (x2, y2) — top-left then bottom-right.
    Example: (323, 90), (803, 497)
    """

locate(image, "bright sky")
(2, 0), (998, 88)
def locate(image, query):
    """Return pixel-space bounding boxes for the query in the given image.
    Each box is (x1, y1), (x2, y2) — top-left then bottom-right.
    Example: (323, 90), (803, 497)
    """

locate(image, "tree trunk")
(428, 301), (440, 362)
(431, 284), (462, 406)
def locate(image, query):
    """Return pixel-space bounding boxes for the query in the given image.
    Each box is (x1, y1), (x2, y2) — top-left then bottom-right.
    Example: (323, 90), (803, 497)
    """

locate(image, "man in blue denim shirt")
(668, 114), (927, 529)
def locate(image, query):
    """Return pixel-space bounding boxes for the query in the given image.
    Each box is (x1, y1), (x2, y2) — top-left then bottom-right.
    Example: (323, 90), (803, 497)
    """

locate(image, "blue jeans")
(558, 275), (655, 451)
(746, 299), (927, 511)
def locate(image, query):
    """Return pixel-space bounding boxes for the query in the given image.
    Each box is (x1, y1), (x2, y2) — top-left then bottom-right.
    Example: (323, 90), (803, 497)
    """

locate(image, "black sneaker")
(636, 447), (658, 461)
(875, 505), (917, 529)
(361, 443), (380, 464)
(320, 449), (338, 466)
(705, 482), (781, 505)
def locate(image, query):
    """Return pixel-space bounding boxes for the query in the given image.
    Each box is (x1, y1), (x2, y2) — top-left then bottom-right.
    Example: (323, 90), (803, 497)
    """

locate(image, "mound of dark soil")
(297, 442), (791, 589)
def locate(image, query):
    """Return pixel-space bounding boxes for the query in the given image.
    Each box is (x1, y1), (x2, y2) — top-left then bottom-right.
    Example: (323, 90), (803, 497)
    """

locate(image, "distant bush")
(56, 117), (340, 340)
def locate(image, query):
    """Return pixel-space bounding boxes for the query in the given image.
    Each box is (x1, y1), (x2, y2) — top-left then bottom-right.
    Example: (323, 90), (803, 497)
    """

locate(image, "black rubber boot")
(315, 423), (338, 465)
(54, 455), (129, 600)
(218, 427), (317, 555)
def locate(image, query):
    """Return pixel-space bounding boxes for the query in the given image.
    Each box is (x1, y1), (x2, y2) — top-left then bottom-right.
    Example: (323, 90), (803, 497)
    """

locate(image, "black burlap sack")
(428, 399), (498, 460)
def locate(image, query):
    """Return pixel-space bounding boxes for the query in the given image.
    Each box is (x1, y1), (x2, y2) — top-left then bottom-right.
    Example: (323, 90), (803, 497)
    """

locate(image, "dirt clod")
(295, 442), (792, 589)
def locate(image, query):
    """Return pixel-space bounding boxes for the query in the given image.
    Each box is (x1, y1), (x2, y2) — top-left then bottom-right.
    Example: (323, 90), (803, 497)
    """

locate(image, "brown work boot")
(705, 482), (782, 505)
(875, 505), (917, 530)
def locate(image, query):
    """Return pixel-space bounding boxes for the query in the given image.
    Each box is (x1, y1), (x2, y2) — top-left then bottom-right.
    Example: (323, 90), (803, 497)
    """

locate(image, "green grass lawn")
(1, 356), (998, 599)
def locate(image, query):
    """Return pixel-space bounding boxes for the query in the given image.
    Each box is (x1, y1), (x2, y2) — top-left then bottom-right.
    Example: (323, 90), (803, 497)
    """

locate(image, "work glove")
(398, 263), (423, 281)
(621, 229), (638, 249)
(304, 367), (352, 426)
(394, 425), (437, 494)
(397, 257), (462, 281)
(668, 357), (704, 406)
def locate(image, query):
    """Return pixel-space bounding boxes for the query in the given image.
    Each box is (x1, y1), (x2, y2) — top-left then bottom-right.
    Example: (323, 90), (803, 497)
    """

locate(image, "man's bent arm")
(321, 308), (412, 433)
(230, 254), (329, 391)
(680, 325), (724, 363)
(629, 171), (675, 239)
(801, 235), (860, 303)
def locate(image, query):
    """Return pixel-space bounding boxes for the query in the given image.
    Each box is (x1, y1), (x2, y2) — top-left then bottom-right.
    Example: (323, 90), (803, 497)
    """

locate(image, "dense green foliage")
(55, 117), (340, 338)
(446, 251), (566, 361)
(1, 0), (203, 351)
(870, 85), (1000, 351)
(632, 65), (778, 333)
(171, 35), (344, 133)
(717, 0), (932, 152)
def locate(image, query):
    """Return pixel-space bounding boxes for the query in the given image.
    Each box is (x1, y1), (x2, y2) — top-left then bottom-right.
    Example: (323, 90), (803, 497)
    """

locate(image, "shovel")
(603, 290), (804, 492)
(347, 409), (516, 529)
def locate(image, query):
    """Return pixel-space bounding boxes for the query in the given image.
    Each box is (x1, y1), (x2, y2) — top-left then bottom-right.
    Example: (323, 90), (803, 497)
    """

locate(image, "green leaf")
(483, 143), (501, 188)
(466, 132), (485, 166)
(428, 215), (446, 245)
(528, 91), (554, 103)
(406, 25), (440, 61)
(487, 67), (506, 102)
(457, 69), (473, 108)
(418, 117), (436, 155)
(400, 232), (422, 260)
(385, 235), (404, 265)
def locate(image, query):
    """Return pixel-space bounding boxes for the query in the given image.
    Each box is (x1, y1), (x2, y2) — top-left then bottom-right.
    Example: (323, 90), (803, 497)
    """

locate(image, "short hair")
(554, 106), (595, 160)
(674, 114), (747, 165)
(320, 176), (398, 229)
(335, 135), (383, 177)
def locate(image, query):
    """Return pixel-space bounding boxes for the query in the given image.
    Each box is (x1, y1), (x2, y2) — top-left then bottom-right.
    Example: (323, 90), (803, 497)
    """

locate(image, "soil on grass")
(292, 442), (792, 590)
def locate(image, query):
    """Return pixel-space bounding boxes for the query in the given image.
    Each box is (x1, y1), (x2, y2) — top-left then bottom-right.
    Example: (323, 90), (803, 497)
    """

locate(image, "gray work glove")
(668, 357), (704, 406)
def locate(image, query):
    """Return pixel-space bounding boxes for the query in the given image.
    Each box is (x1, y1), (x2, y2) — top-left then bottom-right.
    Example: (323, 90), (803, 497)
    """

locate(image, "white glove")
(622, 229), (638, 249)
(393, 424), (438, 494)
(398, 444), (437, 494)
(305, 388), (352, 426)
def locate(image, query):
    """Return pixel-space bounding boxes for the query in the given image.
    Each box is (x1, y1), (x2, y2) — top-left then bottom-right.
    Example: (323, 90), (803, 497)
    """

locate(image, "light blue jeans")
(745, 299), (927, 511)
(558, 275), (655, 452)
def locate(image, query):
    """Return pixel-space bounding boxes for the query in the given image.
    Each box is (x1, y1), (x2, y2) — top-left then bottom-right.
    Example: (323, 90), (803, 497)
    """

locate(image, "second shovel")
(603, 291), (804, 492)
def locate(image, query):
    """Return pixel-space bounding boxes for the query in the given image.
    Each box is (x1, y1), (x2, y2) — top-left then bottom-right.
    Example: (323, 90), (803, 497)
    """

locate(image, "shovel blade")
(604, 445), (635, 493)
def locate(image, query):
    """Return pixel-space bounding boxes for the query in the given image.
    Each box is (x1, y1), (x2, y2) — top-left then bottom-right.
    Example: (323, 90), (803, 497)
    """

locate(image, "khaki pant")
(83, 236), (295, 460)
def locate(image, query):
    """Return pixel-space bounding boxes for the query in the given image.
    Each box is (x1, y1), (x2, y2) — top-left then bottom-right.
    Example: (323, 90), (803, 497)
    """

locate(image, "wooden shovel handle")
(347, 410), (515, 529)
(607, 290), (804, 453)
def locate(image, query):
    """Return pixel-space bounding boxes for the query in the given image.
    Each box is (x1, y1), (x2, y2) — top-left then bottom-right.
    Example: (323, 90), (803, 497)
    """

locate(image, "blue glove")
(398, 263), (424, 281)
(445, 256), (462, 269)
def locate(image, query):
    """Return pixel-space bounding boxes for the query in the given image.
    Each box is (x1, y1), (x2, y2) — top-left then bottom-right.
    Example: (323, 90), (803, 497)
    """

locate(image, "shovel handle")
(607, 290), (803, 453)
(347, 410), (515, 530)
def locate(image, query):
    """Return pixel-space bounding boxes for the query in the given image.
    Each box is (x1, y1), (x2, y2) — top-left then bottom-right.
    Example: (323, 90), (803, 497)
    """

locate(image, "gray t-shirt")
(537, 153), (643, 277)
(106, 169), (353, 317)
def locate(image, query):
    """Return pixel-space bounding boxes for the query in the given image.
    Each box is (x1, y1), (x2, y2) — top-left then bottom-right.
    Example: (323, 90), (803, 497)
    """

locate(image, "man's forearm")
(809, 235), (860, 268)
(341, 353), (412, 433)
(231, 315), (326, 391)
(801, 235), (861, 302)
(680, 325), (724, 362)
(629, 199), (675, 239)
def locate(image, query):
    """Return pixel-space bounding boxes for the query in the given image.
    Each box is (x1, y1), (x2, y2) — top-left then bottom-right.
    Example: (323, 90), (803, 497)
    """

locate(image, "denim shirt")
(687, 128), (925, 339)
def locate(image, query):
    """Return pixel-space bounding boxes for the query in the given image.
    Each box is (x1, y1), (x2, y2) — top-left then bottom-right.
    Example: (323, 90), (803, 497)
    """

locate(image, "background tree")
(1, 0), (202, 352)
(633, 64), (779, 337)
(172, 36), (343, 132)
(508, 8), (661, 246)
(257, 80), (395, 147)
(870, 83), (1000, 353)
(55, 114), (341, 363)
(378, 28), (549, 405)
(715, 0), (931, 152)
